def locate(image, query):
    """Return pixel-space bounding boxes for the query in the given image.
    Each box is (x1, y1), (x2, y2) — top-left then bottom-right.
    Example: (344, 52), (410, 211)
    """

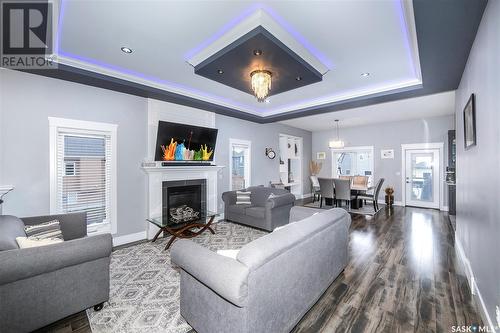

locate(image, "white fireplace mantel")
(142, 164), (224, 239)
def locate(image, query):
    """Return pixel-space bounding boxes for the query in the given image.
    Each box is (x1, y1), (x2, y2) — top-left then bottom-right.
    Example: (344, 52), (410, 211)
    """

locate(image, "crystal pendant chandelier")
(250, 70), (272, 102)
(329, 119), (345, 149)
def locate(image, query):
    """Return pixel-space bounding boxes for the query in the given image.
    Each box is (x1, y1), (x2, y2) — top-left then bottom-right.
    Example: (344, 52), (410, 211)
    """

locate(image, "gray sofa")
(222, 186), (295, 231)
(171, 207), (351, 333)
(0, 213), (112, 333)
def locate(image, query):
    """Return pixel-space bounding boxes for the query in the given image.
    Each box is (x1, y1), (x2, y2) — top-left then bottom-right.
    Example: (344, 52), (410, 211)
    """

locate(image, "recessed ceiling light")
(295, 76), (302, 81)
(121, 47), (133, 54)
(253, 49), (263, 56)
(265, 98), (271, 104)
(217, 69), (224, 74)
(361, 72), (370, 77)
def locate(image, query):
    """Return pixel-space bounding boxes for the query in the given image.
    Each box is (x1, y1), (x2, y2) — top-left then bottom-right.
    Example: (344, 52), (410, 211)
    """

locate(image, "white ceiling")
(57, 0), (421, 117)
(279, 91), (455, 132)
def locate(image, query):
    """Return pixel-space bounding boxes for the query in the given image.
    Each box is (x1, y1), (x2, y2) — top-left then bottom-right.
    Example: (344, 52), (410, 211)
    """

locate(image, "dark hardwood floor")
(37, 206), (481, 333)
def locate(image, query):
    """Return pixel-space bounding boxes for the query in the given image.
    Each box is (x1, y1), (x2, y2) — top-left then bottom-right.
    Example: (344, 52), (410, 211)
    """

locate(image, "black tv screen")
(154, 121), (218, 162)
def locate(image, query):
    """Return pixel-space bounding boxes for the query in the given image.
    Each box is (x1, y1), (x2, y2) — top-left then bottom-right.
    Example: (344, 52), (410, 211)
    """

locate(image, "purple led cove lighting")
(394, 0), (417, 77)
(184, 2), (333, 70)
(58, 49), (260, 113)
(55, 0), (68, 55)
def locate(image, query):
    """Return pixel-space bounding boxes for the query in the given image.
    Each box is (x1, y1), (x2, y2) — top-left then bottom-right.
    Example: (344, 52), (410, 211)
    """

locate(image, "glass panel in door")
(405, 149), (440, 209)
(231, 144), (250, 190)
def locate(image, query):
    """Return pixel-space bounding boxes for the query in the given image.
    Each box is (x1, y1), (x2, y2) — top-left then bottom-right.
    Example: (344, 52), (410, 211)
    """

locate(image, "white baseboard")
(455, 237), (496, 331)
(113, 230), (147, 247)
(441, 205), (449, 212)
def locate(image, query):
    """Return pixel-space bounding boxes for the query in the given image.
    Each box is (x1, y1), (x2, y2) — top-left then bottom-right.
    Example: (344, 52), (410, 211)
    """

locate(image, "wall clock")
(265, 148), (276, 159)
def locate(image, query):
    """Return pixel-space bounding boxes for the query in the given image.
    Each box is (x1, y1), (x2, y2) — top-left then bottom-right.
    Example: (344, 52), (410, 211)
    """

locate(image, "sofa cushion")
(228, 204), (251, 215)
(245, 207), (265, 219)
(247, 186), (289, 207)
(16, 236), (63, 249)
(24, 219), (63, 240)
(236, 191), (251, 205)
(0, 215), (26, 251)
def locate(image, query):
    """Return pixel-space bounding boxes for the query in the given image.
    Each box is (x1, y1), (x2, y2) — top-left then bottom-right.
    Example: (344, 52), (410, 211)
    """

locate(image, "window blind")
(56, 131), (112, 226)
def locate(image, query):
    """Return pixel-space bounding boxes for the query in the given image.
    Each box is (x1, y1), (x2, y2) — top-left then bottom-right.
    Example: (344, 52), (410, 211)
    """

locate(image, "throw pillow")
(217, 249), (240, 259)
(16, 237), (63, 249)
(24, 219), (64, 240)
(236, 191), (251, 205)
(0, 215), (27, 251)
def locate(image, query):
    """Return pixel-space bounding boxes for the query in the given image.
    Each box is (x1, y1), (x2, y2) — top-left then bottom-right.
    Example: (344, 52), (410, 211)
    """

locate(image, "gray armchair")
(222, 186), (295, 231)
(0, 213), (112, 333)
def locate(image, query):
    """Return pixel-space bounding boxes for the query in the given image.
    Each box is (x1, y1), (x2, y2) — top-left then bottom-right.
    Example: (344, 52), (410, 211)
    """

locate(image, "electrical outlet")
(496, 306), (500, 329)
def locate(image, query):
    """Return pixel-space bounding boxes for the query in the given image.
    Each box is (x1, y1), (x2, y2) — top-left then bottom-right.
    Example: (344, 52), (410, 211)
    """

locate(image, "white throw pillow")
(236, 191), (251, 205)
(217, 249), (240, 259)
(16, 237), (63, 249)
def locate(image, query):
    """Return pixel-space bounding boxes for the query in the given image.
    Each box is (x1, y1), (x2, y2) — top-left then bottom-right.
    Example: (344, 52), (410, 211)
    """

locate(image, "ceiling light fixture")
(217, 69), (224, 74)
(296, 76), (302, 81)
(329, 120), (345, 149)
(253, 49), (263, 56)
(361, 72), (370, 77)
(250, 70), (272, 102)
(120, 47), (133, 54)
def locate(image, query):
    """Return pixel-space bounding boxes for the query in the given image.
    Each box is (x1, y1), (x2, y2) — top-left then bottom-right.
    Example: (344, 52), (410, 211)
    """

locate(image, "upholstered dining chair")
(318, 178), (335, 208)
(333, 178), (356, 209)
(357, 178), (385, 212)
(352, 175), (368, 188)
(310, 176), (321, 203)
(339, 175), (352, 181)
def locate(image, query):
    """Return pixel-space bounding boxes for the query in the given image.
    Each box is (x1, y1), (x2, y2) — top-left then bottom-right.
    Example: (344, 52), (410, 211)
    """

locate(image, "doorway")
(229, 139), (251, 191)
(401, 143), (443, 209)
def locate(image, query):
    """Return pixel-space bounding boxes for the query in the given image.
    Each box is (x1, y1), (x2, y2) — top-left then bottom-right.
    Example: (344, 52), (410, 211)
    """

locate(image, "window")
(229, 139), (251, 190)
(49, 117), (117, 234)
(332, 146), (374, 185)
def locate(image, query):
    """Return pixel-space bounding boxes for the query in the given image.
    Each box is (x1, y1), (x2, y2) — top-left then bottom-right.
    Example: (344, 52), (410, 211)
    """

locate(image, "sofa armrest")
(221, 191), (237, 205)
(0, 233), (112, 285)
(21, 212), (87, 240)
(266, 193), (295, 209)
(171, 240), (249, 307)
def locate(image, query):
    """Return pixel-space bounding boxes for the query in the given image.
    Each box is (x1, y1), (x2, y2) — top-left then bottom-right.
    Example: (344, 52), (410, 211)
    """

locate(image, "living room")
(0, 0), (499, 332)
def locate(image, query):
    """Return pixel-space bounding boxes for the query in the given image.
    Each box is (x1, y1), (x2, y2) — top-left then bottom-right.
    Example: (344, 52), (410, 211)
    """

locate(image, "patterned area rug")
(303, 201), (385, 216)
(87, 221), (266, 333)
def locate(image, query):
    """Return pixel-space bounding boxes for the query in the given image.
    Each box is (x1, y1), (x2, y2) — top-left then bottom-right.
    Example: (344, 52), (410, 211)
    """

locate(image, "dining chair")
(310, 176), (321, 203)
(357, 178), (385, 212)
(339, 175), (352, 181)
(333, 178), (356, 209)
(318, 178), (335, 208)
(353, 176), (368, 188)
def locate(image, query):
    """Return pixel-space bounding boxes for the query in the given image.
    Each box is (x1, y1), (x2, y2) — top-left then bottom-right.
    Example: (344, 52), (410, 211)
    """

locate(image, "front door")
(404, 149), (440, 209)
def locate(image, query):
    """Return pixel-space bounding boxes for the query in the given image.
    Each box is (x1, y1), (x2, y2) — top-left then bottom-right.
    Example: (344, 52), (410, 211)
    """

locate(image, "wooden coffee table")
(147, 211), (219, 250)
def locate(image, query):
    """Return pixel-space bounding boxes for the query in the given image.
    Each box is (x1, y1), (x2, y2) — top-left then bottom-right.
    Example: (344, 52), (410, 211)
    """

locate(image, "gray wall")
(214, 114), (312, 212)
(454, 0), (500, 328)
(0, 69), (311, 236)
(312, 115), (454, 203)
(0, 69), (149, 237)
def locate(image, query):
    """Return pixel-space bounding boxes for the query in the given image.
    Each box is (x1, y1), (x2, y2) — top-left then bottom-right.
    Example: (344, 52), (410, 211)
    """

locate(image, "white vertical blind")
(55, 131), (112, 226)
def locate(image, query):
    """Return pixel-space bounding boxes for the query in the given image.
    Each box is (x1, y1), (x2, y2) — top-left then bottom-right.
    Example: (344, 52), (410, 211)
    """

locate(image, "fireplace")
(162, 179), (207, 225)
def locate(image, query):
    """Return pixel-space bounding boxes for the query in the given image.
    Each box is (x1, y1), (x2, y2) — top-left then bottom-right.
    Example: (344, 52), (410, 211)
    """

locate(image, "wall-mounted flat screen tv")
(154, 121), (218, 162)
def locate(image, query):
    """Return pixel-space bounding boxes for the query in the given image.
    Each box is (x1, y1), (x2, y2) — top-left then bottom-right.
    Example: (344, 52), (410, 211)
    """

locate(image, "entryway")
(401, 143), (444, 210)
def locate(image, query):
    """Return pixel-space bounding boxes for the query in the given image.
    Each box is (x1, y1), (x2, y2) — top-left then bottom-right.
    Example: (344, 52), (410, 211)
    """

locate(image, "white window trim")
(330, 146), (375, 180)
(229, 139), (252, 190)
(49, 117), (118, 235)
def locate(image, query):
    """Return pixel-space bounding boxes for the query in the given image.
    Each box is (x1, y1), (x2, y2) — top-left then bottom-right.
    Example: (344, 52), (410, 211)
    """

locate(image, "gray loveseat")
(171, 207), (351, 333)
(0, 213), (112, 333)
(222, 186), (295, 231)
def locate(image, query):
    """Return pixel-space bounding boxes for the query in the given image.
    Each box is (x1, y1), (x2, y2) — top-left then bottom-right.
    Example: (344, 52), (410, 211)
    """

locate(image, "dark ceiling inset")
(194, 26), (323, 98)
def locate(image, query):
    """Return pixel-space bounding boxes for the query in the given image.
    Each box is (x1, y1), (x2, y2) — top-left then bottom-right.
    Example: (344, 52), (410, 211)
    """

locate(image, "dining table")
(350, 184), (374, 208)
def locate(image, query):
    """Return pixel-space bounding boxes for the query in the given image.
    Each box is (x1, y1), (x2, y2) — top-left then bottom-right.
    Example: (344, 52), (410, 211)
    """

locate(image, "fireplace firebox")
(162, 179), (206, 225)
